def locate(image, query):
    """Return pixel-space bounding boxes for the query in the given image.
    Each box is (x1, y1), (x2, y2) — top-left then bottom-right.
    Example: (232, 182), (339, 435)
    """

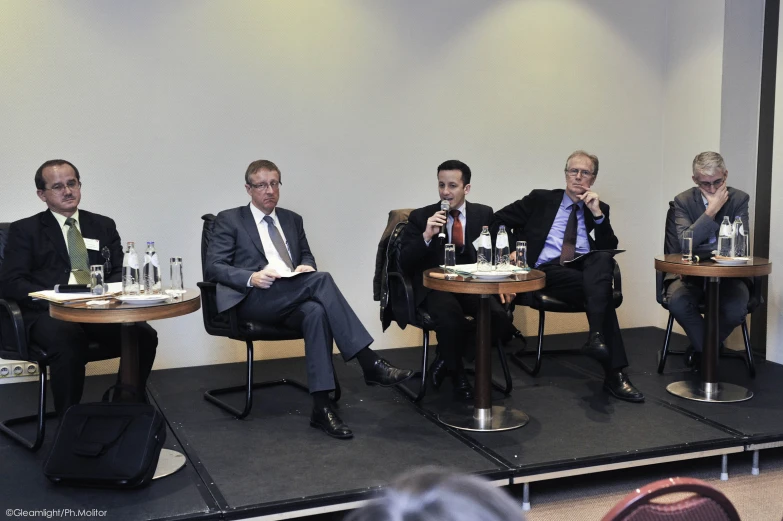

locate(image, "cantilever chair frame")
(385, 221), (513, 403)
(198, 214), (339, 420)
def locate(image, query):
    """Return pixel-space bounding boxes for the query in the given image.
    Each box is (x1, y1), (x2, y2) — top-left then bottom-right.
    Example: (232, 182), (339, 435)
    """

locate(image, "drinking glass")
(90, 265), (106, 295)
(681, 231), (693, 263)
(167, 257), (185, 296)
(516, 241), (529, 272)
(444, 244), (457, 280)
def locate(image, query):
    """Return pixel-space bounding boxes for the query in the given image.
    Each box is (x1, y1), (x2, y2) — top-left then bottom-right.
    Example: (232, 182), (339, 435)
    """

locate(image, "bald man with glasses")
(664, 151), (751, 369)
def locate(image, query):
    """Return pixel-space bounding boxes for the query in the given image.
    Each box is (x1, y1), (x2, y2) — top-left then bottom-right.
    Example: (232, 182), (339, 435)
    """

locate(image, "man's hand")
(250, 267), (281, 289)
(578, 191), (602, 218)
(500, 293), (516, 305)
(294, 265), (315, 273)
(423, 210), (448, 243)
(702, 185), (729, 218)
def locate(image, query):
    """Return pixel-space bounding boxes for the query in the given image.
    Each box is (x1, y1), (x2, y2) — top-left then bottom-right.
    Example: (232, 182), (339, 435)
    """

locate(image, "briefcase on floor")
(43, 394), (166, 488)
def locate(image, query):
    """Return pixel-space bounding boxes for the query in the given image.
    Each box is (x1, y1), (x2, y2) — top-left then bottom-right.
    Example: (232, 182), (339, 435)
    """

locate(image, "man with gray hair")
(665, 151), (751, 368)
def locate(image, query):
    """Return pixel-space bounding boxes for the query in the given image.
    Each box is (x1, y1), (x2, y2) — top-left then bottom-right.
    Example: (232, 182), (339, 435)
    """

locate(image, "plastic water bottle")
(477, 226), (493, 271)
(732, 217), (746, 258)
(495, 225), (510, 269)
(718, 216), (732, 257)
(122, 242), (140, 295)
(142, 241), (162, 294)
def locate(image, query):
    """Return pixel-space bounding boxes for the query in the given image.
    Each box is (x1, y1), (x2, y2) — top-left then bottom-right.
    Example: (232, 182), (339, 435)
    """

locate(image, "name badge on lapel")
(84, 238), (100, 251)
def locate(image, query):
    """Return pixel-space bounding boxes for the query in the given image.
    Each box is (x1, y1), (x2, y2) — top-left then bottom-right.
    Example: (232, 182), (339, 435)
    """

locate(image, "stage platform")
(2, 326), (783, 521)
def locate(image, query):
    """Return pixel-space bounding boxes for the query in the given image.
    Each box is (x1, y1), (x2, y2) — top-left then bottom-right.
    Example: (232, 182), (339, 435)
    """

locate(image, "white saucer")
(116, 295), (170, 305)
(712, 257), (750, 265)
(470, 271), (516, 280)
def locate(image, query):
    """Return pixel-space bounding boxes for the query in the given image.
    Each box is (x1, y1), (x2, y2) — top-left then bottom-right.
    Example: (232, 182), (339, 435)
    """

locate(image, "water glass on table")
(167, 257), (186, 296)
(516, 241), (529, 271)
(444, 244), (457, 280)
(681, 231), (693, 263)
(90, 265), (106, 295)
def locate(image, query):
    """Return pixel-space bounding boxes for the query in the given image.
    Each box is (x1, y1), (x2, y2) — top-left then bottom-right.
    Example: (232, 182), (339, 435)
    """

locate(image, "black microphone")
(437, 200), (450, 241)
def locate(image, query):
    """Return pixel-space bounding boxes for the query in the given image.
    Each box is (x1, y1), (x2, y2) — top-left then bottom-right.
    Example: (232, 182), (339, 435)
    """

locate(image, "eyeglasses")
(247, 181), (281, 191)
(565, 168), (594, 178)
(696, 177), (725, 189)
(43, 179), (81, 194)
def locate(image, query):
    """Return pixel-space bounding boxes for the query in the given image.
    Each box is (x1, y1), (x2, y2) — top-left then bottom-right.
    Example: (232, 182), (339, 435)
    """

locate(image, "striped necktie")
(65, 217), (91, 284)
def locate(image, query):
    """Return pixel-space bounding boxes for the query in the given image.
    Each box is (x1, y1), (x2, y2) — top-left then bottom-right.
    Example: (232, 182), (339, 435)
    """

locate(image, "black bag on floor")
(43, 388), (166, 488)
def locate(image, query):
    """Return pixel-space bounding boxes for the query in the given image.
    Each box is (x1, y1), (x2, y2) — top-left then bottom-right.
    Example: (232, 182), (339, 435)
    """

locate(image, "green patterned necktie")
(65, 217), (91, 284)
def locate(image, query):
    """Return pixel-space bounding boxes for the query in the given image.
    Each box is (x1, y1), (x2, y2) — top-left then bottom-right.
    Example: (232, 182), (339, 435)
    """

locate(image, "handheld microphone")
(437, 200), (450, 241)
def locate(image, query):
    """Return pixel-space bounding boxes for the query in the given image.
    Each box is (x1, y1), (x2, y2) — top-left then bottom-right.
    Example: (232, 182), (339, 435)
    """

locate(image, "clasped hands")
(250, 265), (315, 289)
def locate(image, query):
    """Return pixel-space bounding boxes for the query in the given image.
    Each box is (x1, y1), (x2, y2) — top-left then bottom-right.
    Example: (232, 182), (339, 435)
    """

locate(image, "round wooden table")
(49, 290), (200, 479)
(654, 255), (771, 403)
(423, 268), (545, 432)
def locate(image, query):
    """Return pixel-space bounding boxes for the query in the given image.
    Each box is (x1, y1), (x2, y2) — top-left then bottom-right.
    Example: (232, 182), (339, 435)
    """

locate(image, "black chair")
(655, 202), (757, 377)
(511, 260), (623, 376)
(381, 219), (512, 402)
(197, 214), (339, 419)
(0, 222), (112, 451)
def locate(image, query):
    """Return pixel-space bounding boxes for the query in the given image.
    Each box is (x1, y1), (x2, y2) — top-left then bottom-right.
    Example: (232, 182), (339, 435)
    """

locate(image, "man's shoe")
(603, 371), (645, 403)
(429, 355), (447, 389)
(452, 372), (474, 401)
(363, 358), (414, 387)
(685, 346), (701, 369)
(503, 330), (527, 351)
(581, 332), (610, 362)
(310, 405), (353, 439)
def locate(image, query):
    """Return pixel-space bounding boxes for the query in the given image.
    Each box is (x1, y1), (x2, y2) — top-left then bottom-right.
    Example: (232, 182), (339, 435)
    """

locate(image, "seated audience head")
(244, 159), (282, 215)
(563, 150), (599, 201)
(35, 159), (82, 217)
(345, 467), (525, 521)
(437, 160), (471, 211)
(692, 151), (728, 195)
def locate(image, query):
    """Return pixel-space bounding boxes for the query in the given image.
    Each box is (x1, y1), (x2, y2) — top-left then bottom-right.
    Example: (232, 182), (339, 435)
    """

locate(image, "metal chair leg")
(494, 339), (513, 394)
(204, 339), (322, 419)
(741, 320), (756, 379)
(396, 329), (429, 402)
(658, 313), (675, 374)
(0, 364), (55, 452)
(511, 309), (545, 376)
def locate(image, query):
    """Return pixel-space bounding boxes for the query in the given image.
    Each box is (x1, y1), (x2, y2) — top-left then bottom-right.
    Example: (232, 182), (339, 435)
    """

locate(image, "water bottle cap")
(127, 241), (135, 246)
(499, 225), (506, 231)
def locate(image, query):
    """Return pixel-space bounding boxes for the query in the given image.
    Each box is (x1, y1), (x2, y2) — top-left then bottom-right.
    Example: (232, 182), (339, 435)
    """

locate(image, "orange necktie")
(450, 210), (464, 249)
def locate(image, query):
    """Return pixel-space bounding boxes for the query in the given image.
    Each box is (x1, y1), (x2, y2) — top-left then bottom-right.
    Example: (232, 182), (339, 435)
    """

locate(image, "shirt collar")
(451, 201), (466, 217)
(51, 209), (80, 228)
(561, 192), (583, 209)
(250, 204), (277, 225)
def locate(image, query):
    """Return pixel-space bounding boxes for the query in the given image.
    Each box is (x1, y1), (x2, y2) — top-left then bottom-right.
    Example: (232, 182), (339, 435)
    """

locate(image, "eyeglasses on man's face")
(247, 181), (281, 191)
(565, 168), (594, 178)
(43, 179), (81, 194)
(696, 177), (725, 190)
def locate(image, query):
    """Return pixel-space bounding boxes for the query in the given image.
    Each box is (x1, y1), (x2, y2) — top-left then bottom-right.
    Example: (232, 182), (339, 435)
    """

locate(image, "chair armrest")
(748, 276), (763, 312)
(197, 281), (242, 338)
(655, 270), (665, 305)
(0, 297), (29, 360)
(388, 271), (417, 326)
(612, 260), (622, 294)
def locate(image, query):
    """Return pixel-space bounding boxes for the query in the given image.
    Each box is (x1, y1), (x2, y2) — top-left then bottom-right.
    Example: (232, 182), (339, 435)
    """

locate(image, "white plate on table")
(116, 295), (170, 305)
(470, 271), (517, 280)
(712, 256), (750, 265)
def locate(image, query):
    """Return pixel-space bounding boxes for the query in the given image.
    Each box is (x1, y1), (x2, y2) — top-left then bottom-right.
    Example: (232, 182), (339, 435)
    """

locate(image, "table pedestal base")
(438, 406), (529, 432)
(153, 449), (187, 479)
(666, 380), (753, 403)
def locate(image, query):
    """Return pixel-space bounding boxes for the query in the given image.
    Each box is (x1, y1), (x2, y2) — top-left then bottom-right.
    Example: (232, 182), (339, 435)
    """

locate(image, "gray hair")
(345, 467), (525, 521)
(692, 151), (727, 176)
(565, 150), (599, 176)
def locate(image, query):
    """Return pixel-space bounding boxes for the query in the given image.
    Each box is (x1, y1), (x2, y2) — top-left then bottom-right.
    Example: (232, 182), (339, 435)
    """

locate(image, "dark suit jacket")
(664, 186), (750, 286)
(399, 201), (493, 306)
(490, 188), (618, 267)
(0, 209), (124, 327)
(205, 204), (316, 313)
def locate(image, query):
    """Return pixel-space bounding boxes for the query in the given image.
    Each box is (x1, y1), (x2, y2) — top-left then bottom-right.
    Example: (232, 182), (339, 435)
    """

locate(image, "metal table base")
(666, 381), (753, 403)
(438, 405), (529, 432)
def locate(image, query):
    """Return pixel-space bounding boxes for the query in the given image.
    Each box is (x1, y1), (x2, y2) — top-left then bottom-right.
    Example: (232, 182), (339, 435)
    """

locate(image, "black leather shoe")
(685, 346), (701, 369)
(581, 332), (610, 362)
(603, 371), (645, 403)
(452, 372), (474, 401)
(310, 405), (353, 439)
(363, 358), (414, 387)
(429, 355), (447, 389)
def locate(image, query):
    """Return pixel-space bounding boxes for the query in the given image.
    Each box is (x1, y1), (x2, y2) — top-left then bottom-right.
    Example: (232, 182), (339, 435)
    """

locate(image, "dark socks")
(312, 390), (332, 409)
(354, 347), (380, 373)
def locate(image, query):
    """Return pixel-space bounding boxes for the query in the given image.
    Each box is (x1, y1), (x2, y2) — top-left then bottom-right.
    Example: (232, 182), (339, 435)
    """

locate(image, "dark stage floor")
(1, 326), (782, 521)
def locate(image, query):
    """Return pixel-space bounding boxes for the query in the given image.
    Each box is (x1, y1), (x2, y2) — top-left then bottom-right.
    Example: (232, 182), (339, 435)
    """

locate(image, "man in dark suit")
(399, 160), (521, 400)
(491, 150), (643, 402)
(665, 151), (751, 368)
(0, 160), (158, 417)
(205, 160), (413, 439)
